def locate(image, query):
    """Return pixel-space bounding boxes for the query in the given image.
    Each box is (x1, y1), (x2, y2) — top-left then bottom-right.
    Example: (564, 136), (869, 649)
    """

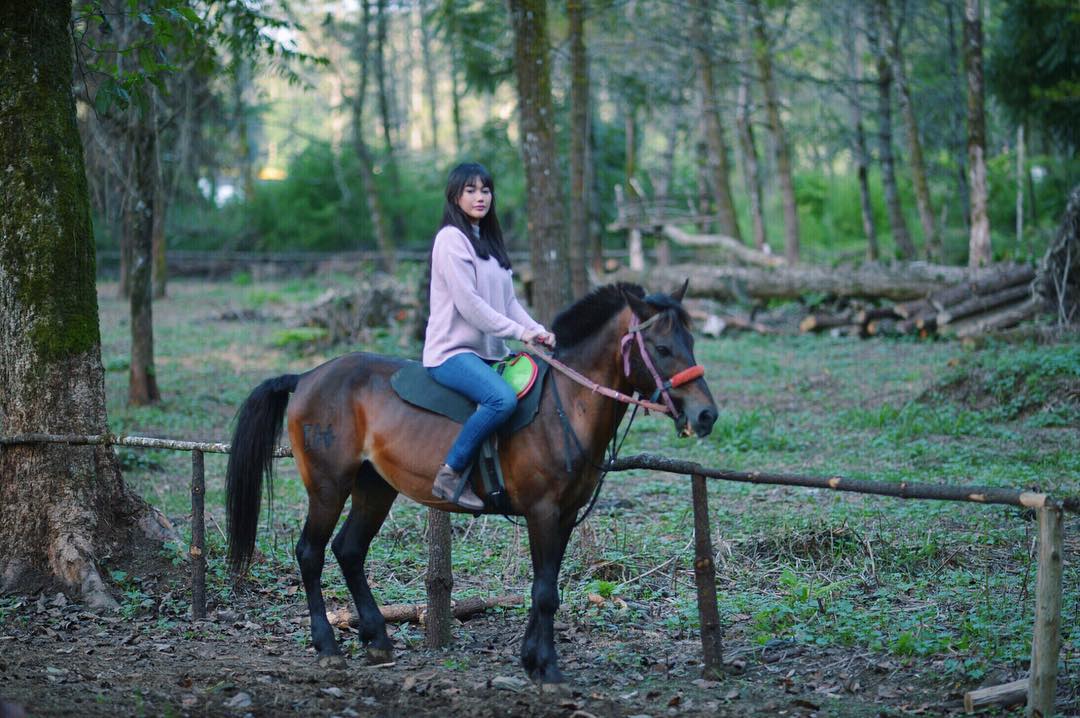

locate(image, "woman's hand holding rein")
(522, 328), (556, 349)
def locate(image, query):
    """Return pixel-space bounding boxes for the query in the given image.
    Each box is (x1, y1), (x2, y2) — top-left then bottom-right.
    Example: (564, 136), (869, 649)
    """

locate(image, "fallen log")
(800, 312), (852, 333)
(615, 262), (1019, 303)
(894, 298), (931, 319)
(943, 298), (1044, 339)
(326, 594), (523, 628)
(936, 284), (1033, 326)
(661, 225), (786, 268)
(963, 678), (1027, 714)
(855, 307), (901, 325)
(929, 265), (1035, 311)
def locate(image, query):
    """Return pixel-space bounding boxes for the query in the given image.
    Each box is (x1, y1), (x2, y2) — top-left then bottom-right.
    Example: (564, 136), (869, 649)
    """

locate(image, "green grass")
(97, 276), (1079, 685)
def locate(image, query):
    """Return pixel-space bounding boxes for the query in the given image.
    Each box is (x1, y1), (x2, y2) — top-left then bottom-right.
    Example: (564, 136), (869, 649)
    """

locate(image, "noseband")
(620, 312), (706, 418)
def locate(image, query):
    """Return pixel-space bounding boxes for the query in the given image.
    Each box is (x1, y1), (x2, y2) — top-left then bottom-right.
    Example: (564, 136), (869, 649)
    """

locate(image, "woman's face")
(456, 177), (492, 223)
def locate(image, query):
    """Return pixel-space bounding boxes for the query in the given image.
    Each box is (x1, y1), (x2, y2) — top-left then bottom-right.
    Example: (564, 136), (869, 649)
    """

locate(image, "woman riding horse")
(226, 280), (717, 684)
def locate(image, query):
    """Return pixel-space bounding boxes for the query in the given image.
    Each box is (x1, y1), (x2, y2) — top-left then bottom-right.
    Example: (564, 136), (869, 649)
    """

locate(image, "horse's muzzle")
(676, 406), (717, 438)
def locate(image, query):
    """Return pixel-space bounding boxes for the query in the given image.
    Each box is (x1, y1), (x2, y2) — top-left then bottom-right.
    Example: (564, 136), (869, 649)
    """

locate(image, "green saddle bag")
(491, 353), (539, 398)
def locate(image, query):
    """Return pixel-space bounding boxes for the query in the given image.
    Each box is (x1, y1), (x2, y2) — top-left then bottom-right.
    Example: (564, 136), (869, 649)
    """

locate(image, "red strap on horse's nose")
(669, 365), (705, 388)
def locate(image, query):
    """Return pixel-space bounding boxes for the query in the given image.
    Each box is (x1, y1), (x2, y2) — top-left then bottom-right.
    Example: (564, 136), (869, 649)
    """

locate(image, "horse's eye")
(655, 344), (672, 357)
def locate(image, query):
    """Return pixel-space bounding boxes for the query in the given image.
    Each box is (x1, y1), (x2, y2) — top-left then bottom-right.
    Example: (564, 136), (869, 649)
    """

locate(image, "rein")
(526, 344), (669, 414)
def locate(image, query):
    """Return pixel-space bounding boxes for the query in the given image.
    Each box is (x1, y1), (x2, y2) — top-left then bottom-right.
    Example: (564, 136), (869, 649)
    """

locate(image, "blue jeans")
(428, 352), (518, 472)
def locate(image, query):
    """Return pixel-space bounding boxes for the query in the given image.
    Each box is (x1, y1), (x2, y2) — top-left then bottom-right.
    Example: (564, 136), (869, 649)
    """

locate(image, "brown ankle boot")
(432, 464), (485, 511)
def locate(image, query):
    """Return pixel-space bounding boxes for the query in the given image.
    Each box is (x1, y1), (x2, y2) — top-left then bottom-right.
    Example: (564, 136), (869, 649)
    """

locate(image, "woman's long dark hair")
(439, 162), (512, 269)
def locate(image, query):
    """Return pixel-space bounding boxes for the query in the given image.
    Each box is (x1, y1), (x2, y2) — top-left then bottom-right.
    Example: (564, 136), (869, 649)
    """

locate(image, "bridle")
(523, 308), (707, 526)
(527, 311), (706, 419)
(620, 312), (705, 418)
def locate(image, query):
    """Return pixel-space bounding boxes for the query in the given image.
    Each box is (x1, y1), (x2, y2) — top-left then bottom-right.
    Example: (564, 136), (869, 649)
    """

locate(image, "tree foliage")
(988, 0), (1080, 151)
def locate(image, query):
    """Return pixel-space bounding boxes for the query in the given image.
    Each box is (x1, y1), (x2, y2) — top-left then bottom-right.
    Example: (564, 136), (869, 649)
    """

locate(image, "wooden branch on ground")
(964, 678), (1027, 713)
(326, 594), (523, 628)
(661, 225), (786, 268)
(604, 453), (1075, 512)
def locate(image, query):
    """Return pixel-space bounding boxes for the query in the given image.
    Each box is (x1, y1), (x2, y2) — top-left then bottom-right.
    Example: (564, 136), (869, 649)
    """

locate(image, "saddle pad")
(390, 355), (549, 435)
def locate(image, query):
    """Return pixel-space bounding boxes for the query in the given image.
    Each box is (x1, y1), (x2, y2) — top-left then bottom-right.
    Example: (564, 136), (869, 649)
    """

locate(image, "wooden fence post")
(190, 449), (206, 620)
(691, 474), (724, 678)
(1027, 505), (1064, 717)
(425, 508), (453, 648)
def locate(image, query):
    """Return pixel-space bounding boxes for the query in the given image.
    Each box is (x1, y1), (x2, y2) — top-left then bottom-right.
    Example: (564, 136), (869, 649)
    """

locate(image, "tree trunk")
(871, 2), (915, 260)
(846, 5), (880, 260)
(449, 49), (463, 153)
(375, 0), (396, 156)
(736, 4), (767, 253)
(881, 0), (941, 259)
(374, 0), (406, 254)
(151, 121), (167, 300)
(126, 123), (161, 406)
(964, 0), (991, 268)
(946, 1), (970, 233)
(567, 0), (590, 298)
(881, 0), (938, 260)
(749, 0), (799, 263)
(0, 0), (167, 608)
(508, 0), (571, 324)
(418, 0), (439, 152)
(691, 0), (742, 243)
(624, 107), (644, 271)
(1016, 124), (1024, 250)
(355, 0), (395, 273)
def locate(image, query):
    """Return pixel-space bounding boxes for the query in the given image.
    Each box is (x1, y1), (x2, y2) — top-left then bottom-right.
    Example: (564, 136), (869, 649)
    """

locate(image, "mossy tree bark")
(508, 0), (571, 324)
(0, 0), (170, 608)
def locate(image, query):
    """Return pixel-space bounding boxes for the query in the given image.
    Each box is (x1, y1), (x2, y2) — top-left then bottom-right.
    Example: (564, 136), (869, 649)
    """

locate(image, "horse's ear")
(626, 290), (653, 319)
(671, 279), (689, 303)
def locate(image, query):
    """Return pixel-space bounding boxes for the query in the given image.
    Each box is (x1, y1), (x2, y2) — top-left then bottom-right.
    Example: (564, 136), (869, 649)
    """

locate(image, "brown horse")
(225, 281), (717, 683)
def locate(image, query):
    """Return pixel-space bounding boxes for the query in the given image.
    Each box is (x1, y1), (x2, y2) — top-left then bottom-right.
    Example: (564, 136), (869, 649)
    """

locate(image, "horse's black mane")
(551, 282), (690, 350)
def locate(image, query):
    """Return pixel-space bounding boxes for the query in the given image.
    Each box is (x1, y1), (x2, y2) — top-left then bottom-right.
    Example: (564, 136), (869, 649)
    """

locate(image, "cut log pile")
(798, 265), (1040, 339)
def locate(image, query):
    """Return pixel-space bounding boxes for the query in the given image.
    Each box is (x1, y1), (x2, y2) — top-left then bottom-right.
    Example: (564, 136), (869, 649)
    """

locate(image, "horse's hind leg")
(331, 463), (398, 664)
(296, 486), (349, 662)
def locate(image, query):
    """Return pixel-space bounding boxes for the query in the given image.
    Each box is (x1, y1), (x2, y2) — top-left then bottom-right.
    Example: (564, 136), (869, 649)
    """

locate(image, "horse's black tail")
(226, 373), (299, 573)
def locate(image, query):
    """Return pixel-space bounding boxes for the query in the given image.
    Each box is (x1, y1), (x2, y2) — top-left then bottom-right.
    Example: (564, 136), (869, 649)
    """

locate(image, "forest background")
(80, 0), (1079, 285)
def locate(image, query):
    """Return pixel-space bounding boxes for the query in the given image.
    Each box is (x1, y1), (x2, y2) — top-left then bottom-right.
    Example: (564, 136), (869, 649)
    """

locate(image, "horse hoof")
(539, 681), (571, 697)
(366, 647), (394, 665)
(318, 654), (347, 669)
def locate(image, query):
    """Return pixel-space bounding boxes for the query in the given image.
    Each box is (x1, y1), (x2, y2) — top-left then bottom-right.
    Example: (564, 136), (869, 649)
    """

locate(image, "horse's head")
(623, 281), (718, 438)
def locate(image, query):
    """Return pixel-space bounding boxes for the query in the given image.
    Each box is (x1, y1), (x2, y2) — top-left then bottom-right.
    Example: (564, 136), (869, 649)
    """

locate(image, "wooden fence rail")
(2, 434), (1073, 716)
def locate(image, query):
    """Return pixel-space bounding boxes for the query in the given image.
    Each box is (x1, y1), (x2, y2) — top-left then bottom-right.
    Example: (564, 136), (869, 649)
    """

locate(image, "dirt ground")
(0, 561), (1003, 718)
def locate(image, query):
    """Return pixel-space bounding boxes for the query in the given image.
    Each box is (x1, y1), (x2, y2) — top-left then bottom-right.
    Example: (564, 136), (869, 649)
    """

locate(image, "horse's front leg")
(521, 506), (575, 684)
